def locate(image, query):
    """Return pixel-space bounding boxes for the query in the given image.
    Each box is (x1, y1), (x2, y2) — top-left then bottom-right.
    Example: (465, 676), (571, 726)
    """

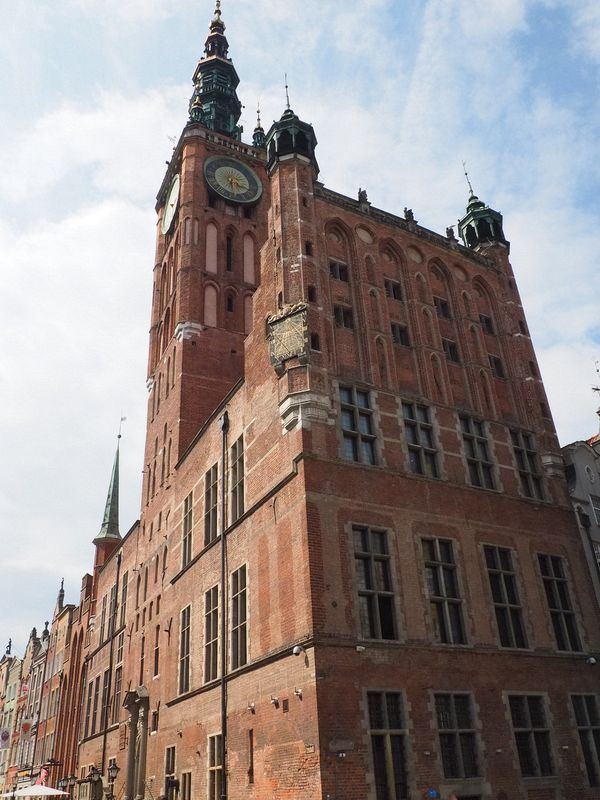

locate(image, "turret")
(458, 187), (509, 253)
(265, 90), (319, 177)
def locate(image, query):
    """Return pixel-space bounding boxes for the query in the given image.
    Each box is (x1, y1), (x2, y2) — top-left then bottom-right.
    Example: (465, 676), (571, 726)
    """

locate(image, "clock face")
(204, 156), (262, 204)
(161, 174), (180, 235)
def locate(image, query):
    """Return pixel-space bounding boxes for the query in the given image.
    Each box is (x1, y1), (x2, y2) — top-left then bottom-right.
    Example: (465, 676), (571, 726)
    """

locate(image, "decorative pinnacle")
(462, 160), (474, 196)
(285, 73), (291, 110)
(256, 102), (262, 128)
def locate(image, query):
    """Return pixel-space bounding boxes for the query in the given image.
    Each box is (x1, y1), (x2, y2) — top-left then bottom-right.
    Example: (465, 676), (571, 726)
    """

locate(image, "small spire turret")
(457, 169), (509, 253)
(253, 104), (266, 148)
(94, 435), (122, 545)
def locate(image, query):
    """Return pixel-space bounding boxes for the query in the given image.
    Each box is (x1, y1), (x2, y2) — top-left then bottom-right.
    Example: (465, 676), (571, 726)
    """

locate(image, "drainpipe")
(219, 411), (229, 800)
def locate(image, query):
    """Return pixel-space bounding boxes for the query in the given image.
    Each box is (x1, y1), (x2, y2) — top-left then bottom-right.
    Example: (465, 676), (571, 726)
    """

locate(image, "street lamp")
(106, 764), (119, 800)
(67, 775), (77, 800)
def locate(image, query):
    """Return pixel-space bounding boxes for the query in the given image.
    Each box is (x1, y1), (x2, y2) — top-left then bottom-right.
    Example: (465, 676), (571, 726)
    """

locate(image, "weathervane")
(118, 416), (127, 440)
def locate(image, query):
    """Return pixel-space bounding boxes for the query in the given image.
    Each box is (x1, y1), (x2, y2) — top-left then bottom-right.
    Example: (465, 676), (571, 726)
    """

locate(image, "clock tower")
(143, 1), (269, 509)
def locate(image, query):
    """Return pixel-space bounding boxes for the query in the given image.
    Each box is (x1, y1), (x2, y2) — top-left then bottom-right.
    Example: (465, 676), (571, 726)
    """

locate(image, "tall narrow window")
(204, 464), (219, 545)
(433, 296), (451, 319)
(511, 430), (543, 499)
(353, 526), (397, 640)
(479, 313), (494, 335)
(226, 236), (233, 271)
(230, 435), (244, 523)
(112, 666), (122, 725)
(248, 729), (254, 784)
(165, 747), (176, 800)
(367, 691), (409, 800)
(460, 415), (495, 490)
(572, 695), (600, 786)
(391, 323), (410, 347)
(153, 624), (160, 677)
(340, 386), (377, 465)
(434, 693), (480, 778)
(329, 260), (349, 281)
(488, 354), (505, 378)
(100, 669), (110, 731)
(84, 681), (93, 739)
(422, 538), (466, 644)
(205, 586), (219, 682)
(99, 595), (107, 644)
(180, 772), (191, 800)
(90, 676), (100, 736)
(182, 492), (193, 568)
(442, 338), (460, 363)
(538, 554), (581, 651)
(484, 545), (527, 648)
(208, 734), (222, 800)
(179, 606), (191, 695)
(508, 695), (554, 777)
(231, 566), (247, 669)
(384, 279), (402, 300)
(401, 402), (438, 478)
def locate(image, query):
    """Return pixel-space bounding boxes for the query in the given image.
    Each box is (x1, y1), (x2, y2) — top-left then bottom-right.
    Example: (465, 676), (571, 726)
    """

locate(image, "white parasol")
(1, 787), (68, 797)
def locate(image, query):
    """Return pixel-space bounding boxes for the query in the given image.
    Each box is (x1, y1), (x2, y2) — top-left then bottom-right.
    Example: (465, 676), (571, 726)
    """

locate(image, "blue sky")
(2, 0), (600, 654)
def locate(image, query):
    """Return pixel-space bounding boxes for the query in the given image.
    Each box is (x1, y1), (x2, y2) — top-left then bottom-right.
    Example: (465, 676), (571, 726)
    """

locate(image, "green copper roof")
(94, 442), (121, 544)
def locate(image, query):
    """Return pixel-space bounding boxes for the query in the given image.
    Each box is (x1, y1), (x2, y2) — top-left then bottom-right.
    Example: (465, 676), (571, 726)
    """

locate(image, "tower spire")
(93, 430), (122, 545)
(188, 0), (242, 139)
(253, 102), (266, 148)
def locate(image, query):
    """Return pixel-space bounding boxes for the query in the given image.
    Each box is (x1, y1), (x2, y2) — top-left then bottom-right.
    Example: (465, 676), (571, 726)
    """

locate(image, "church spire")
(457, 171), (509, 253)
(93, 436), (121, 545)
(188, 1), (243, 140)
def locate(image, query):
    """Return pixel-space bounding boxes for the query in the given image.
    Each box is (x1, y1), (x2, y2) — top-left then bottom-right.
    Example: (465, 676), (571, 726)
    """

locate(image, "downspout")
(100, 550), (122, 775)
(219, 411), (229, 800)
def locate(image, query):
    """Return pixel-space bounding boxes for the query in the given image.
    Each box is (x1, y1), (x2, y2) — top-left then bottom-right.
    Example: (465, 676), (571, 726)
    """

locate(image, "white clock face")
(204, 156), (262, 204)
(161, 174), (180, 235)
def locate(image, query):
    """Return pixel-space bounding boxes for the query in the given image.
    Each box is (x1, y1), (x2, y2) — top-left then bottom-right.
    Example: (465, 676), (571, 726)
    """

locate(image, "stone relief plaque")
(268, 304), (308, 369)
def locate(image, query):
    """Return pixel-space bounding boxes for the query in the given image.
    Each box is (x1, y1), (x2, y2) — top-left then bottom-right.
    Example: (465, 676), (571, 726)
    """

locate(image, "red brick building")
(66, 5), (600, 800)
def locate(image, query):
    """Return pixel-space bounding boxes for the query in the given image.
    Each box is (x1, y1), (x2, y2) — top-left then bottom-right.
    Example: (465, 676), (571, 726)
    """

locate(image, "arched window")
(166, 358), (170, 397)
(172, 346), (176, 387)
(193, 218), (200, 245)
(226, 293), (235, 313)
(144, 567), (148, 601)
(206, 223), (218, 273)
(243, 234), (255, 284)
(183, 217), (191, 245)
(163, 309), (171, 353)
(167, 439), (172, 476)
(136, 574), (141, 609)
(204, 285), (217, 327)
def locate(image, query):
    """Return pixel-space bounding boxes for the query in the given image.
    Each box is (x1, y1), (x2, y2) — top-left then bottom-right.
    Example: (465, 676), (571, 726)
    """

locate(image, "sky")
(2, 0), (600, 654)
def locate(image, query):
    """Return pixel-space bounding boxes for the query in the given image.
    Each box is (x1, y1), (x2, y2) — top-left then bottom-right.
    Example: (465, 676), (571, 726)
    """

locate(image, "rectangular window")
(208, 734), (223, 800)
(99, 595), (107, 644)
(354, 526), (397, 640)
(484, 546), (527, 648)
(180, 772), (191, 800)
(422, 538), (466, 644)
(590, 495), (600, 526)
(226, 236), (233, 271)
(434, 693), (479, 778)
(231, 566), (247, 670)
(230, 435), (244, 524)
(511, 430), (543, 499)
(384, 279), (402, 300)
(205, 586), (219, 682)
(367, 691), (409, 800)
(90, 675), (100, 736)
(112, 666), (122, 725)
(329, 260), (349, 282)
(508, 695), (554, 777)
(572, 695), (600, 786)
(84, 681), (93, 739)
(334, 305), (354, 329)
(100, 669), (110, 731)
(433, 296), (451, 319)
(460, 415), (495, 490)
(488, 355), (505, 378)
(204, 464), (218, 546)
(340, 386), (377, 465)
(538, 554), (581, 651)
(153, 624), (160, 677)
(401, 402), (438, 478)
(391, 323), (410, 347)
(179, 606), (191, 695)
(116, 631), (124, 665)
(479, 313), (494, 335)
(165, 746), (176, 800)
(182, 492), (193, 568)
(442, 338), (460, 363)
